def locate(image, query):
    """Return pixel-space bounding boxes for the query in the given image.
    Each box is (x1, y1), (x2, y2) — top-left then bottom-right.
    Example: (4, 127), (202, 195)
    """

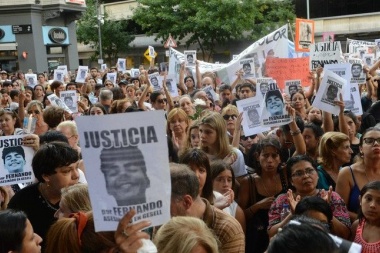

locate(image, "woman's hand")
(286, 104), (296, 119)
(255, 196), (275, 210)
(115, 209), (151, 253)
(22, 134), (40, 152)
(287, 189), (300, 214)
(320, 186), (333, 204)
(214, 189), (234, 209)
(334, 93), (345, 114)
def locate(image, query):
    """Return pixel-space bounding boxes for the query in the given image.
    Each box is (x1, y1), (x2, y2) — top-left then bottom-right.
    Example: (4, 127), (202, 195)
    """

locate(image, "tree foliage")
(132, 0), (295, 60)
(76, 0), (135, 64)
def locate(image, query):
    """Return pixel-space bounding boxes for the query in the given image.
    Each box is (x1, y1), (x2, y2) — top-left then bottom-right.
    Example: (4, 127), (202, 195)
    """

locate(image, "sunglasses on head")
(223, 114), (237, 120)
(157, 98), (167, 103)
(240, 134), (257, 141)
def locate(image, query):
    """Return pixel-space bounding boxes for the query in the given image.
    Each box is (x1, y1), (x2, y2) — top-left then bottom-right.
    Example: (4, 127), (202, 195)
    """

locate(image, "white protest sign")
(47, 93), (73, 114)
(53, 69), (65, 82)
(312, 70), (345, 115)
(184, 50), (196, 67)
(256, 78), (274, 100)
(148, 46), (155, 58)
(284, 80), (301, 97)
(57, 65), (68, 76)
(324, 63), (352, 100)
(309, 41), (342, 69)
(117, 58), (126, 72)
(344, 83), (362, 116)
(75, 66), (88, 83)
(76, 111), (171, 232)
(25, 74), (37, 88)
(165, 76), (179, 97)
(0, 135), (35, 186)
(348, 58), (365, 84)
(347, 39), (376, 54)
(236, 96), (270, 136)
(131, 68), (140, 78)
(203, 85), (217, 102)
(106, 73), (117, 85)
(148, 72), (162, 92)
(363, 53), (374, 66)
(101, 64), (107, 71)
(260, 83), (291, 128)
(60, 90), (78, 113)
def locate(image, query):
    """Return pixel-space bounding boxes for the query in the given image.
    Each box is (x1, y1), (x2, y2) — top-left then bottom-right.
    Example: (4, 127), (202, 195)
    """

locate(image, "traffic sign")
(12, 25), (33, 34)
(144, 48), (157, 61)
(164, 35), (177, 48)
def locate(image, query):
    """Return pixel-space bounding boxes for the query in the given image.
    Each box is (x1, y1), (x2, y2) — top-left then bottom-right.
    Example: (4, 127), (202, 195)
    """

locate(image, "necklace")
(38, 183), (58, 211)
(261, 175), (279, 196)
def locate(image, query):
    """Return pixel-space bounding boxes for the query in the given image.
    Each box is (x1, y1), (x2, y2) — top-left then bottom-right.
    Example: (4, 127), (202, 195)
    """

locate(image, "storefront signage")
(0, 29), (5, 40)
(12, 25), (33, 34)
(48, 28), (67, 44)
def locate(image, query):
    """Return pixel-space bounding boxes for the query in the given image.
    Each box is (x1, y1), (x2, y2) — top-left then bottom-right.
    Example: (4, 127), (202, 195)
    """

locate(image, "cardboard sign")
(295, 18), (314, 52)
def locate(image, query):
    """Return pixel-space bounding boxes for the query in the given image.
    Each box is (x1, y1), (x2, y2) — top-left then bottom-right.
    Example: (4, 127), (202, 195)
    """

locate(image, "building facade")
(0, 0), (86, 73)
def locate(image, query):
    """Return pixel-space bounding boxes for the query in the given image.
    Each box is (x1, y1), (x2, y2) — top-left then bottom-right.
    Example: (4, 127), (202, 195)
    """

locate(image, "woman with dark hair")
(302, 122), (324, 162)
(179, 148), (214, 204)
(237, 137), (288, 253)
(42, 92), (53, 108)
(291, 91), (308, 121)
(336, 127), (380, 222)
(8, 141), (80, 248)
(210, 159), (246, 232)
(268, 155), (351, 239)
(0, 209), (42, 253)
(50, 81), (65, 97)
(88, 103), (107, 116)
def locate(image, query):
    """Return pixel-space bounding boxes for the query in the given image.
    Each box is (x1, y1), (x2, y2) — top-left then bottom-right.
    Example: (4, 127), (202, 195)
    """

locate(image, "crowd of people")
(0, 55), (380, 253)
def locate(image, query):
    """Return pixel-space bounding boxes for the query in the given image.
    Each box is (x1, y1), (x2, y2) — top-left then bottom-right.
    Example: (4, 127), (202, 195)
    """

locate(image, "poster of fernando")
(76, 111), (171, 232)
(0, 135), (35, 186)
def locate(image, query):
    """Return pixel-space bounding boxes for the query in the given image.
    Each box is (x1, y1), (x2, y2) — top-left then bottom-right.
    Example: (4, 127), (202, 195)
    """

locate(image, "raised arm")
(138, 72), (151, 111)
(195, 60), (202, 89)
(178, 63), (187, 93)
(287, 105), (306, 156)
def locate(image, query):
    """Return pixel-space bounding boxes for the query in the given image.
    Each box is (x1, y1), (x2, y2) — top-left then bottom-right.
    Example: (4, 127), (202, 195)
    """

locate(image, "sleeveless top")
(354, 219), (380, 253)
(348, 165), (361, 213)
(245, 170), (288, 253)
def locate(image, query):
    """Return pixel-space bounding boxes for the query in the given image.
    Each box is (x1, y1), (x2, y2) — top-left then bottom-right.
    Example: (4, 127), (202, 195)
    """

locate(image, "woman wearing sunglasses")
(221, 105), (239, 139)
(24, 100), (48, 135)
(336, 127), (380, 222)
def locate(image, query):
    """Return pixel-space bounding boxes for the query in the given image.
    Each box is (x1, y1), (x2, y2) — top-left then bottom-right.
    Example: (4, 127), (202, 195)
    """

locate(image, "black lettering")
(101, 131), (112, 148)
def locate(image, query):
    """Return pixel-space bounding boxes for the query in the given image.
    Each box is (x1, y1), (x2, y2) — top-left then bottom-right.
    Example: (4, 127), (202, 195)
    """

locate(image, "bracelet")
(290, 129), (301, 136)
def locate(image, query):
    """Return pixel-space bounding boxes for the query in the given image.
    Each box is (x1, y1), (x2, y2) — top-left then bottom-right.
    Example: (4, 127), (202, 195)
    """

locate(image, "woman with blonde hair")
(154, 216), (219, 253)
(54, 184), (92, 219)
(45, 212), (116, 253)
(317, 131), (353, 190)
(110, 98), (134, 114)
(167, 108), (190, 154)
(200, 112), (247, 178)
(221, 104), (239, 138)
(57, 120), (81, 155)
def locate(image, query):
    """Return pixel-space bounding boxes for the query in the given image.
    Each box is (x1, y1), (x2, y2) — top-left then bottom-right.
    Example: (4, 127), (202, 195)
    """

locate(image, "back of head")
(154, 216), (219, 253)
(61, 184), (92, 213)
(39, 130), (69, 145)
(170, 163), (199, 200)
(295, 196), (333, 223)
(0, 209), (27, 252)
(99, 89), (113, 101)
(318, 132), (349, 166)
(267, 221), (337, 253)
(43, 106), (65, 129)
(45, 212), (116, 253)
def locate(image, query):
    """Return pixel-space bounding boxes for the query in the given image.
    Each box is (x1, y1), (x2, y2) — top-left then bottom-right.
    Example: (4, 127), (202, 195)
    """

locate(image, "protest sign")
(312, 70), (345, 115)
(53, 69), (65, 82)
(131, 68), (140, 78)
(363, 53), (374, 66)
(25, 74), (37, 88)
(239, 58), (256, 79)
(265, 57), (310, 90)
(295, 18), (314, 52)
(256, 78), (274, 100)
(149, 46), (155, 58)
(344, 83), (362, 116)
(75, 66), (88, 83)
(76, 111), (171, 232)
(260, 83), (291, 127)
(57, 65), (68, 76)
(203, 85), (217, 102)
(48, 93), (73, 114)
(117, 58), (126, 72)
(309, 41), (342, 69)
(165, 76), (179, 97)
(348, 58), (365, 84)
(284, 80), (301, 97)
(0, 135), (35, 186)
(236, 97), (270, 136)
(148, 72), (162, 92)
(106, 73), (117, 85)
(60, 90), (78, 113)
(184, 50), (196, 67)
(347, 39), (376, 54)
(101, 64), (107, 71)
(322, 32), (334, 42)
(324, 63), (352, 100)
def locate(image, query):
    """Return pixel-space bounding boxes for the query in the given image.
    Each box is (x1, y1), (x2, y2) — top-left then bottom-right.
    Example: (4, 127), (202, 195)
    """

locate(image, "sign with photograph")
(117, 58), (126, 72)
(47, 93), (73, 114)
(148, 72), (162, 92)
(184, 50), (196, 67)
(75, 66), (88, 83)
(295, 18), (314, 52)
(53, 69), (65, 83)
(25, 74), (37, 88)
(0, 135), (35, 186)
(60, 90), (78, 113)
(76, 111), (171, 232)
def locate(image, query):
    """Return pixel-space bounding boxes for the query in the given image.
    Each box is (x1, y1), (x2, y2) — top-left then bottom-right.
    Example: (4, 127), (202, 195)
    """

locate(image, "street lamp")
(96, 1), (104, 64)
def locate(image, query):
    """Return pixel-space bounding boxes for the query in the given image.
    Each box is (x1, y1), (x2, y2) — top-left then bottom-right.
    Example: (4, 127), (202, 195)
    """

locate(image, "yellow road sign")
(144, 48), (157, 61)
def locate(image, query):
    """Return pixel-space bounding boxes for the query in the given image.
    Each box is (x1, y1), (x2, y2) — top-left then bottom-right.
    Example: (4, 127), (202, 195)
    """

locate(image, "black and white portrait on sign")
(184, 50), (196, 67)
(60, 90), (78, 113)
(100, 145), (150, 206)
(0, 135), (35, 186)
(149, 73), (162, 91)
(75, 66), (88, 83)
(76, 111), (171, 232)
(25, 74), (37, 88)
